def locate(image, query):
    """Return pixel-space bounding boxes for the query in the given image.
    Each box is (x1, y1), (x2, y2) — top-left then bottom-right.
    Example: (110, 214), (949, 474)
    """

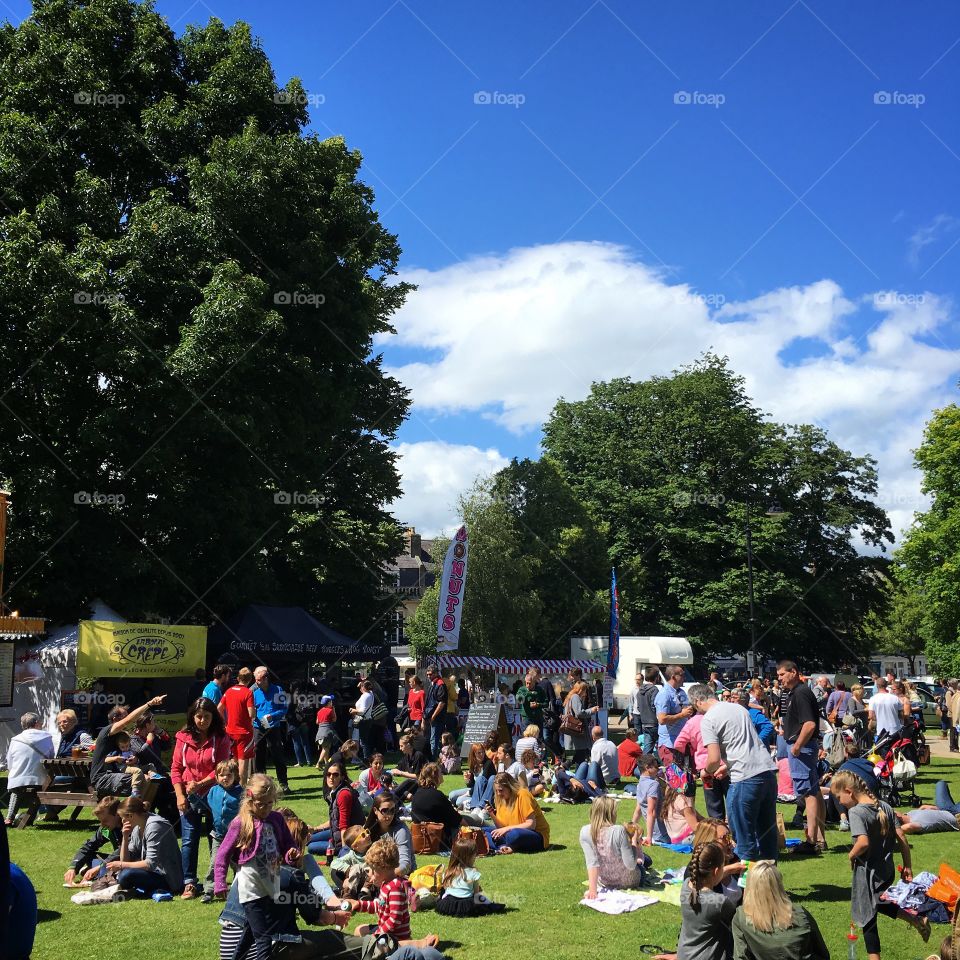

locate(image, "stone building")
(384, 527), (435, 655)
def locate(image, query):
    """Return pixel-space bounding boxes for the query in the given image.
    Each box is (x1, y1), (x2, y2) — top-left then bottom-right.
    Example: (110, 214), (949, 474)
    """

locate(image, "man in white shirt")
(5, 712), (54, 825)
(589, 725), (620, 788)
(868, 677), (906, 743)
(691, 684), (779, 862)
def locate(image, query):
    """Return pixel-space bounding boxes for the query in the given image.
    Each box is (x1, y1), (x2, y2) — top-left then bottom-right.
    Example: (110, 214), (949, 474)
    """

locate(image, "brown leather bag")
(559, 712), (584, 736)
(410, 821), (444, 855)
(459, 825), (490, 857)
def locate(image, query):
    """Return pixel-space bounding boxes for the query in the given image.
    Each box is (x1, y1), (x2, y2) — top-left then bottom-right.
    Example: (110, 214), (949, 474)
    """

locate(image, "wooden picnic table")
(30, 756), (99, 827)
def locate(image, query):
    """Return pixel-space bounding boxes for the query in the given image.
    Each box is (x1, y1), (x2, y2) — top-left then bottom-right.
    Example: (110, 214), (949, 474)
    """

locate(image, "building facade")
(384, 527), (435, 658)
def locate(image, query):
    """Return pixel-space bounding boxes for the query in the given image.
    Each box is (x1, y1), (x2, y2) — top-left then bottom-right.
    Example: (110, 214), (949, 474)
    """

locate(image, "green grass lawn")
(9, 756), (960, 960)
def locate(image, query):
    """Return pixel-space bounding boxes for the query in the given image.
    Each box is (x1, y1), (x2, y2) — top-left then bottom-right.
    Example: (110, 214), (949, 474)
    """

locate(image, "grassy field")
(9, 755), (960, 960)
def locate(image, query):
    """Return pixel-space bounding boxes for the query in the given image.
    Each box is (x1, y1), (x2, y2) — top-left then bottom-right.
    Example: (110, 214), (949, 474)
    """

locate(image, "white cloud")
(391, 440), (509, 537)
(385, 242), (960, 541)
(908, 214), (959, 267)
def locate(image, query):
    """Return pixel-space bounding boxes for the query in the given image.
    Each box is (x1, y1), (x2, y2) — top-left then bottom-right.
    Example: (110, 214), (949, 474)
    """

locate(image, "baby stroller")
(872, 737), (921, 808)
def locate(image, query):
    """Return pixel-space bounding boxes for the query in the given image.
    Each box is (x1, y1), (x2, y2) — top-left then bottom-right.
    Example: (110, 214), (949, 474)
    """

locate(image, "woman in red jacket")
(171, 697), (231, 899)
(307, 760), (364, 859)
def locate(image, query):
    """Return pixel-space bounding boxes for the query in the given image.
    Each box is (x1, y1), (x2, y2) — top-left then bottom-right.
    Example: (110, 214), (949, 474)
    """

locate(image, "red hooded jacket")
(170, 730), (231, 796)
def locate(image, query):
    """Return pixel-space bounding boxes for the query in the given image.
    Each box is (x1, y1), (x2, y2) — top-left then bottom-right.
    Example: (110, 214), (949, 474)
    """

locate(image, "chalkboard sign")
(460, 702), (510, 757)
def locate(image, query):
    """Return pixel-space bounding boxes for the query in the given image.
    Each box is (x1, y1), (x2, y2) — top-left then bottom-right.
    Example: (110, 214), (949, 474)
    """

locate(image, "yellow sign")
(77, 621), (207, 678)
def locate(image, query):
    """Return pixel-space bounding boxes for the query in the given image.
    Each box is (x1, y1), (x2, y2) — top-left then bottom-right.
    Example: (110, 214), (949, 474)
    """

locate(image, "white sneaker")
(839, 819), (850, 831)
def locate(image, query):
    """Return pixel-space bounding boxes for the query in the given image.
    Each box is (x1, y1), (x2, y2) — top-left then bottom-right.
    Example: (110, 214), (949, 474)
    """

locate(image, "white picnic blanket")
(580, 889), (658, 914)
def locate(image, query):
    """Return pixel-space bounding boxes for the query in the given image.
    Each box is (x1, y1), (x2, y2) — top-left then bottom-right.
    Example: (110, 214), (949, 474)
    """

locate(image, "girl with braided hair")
(656, 841), (735, 960)
(831, 769), (930, 960)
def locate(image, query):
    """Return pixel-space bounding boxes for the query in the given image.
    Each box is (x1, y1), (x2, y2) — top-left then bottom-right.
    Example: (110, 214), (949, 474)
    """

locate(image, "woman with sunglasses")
(307, 762), (364, 858)
(365, 793), (417, 876)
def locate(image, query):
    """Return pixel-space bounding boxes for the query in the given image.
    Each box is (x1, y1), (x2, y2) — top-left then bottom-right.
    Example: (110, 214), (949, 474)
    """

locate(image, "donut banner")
(436, 524), (468, 652)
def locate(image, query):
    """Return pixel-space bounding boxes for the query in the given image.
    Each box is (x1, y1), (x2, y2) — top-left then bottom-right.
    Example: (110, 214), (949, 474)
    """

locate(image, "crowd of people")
(5, 657), (960, 960)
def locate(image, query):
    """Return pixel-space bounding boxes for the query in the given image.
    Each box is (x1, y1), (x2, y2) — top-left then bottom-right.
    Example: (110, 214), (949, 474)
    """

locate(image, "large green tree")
(0, 0), (408, 634)
(899, 403), (960, 676)
(542, 356), (892, 665)
(862, 573), (928, 675)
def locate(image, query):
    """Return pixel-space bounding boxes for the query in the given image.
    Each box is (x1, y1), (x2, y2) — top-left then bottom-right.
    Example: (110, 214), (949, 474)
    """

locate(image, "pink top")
(672, 714), (709, 773)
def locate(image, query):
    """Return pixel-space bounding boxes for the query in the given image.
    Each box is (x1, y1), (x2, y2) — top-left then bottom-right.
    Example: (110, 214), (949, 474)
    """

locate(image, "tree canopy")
(541, 355), (892, 666)
(899, 402), (960, 676)
(0, 0), (409, 634)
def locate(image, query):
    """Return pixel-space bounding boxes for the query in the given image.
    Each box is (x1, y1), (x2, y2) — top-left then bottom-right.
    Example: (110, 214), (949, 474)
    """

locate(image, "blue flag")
(607, 567), (620, 679)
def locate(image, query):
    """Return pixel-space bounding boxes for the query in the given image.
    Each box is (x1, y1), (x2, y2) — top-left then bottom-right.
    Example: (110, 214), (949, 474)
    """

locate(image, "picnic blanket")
(580, 889), (658, 914)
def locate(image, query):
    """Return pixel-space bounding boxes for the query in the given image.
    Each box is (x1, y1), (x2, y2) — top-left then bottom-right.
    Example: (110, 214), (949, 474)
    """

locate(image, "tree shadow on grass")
(802, 883), (852, 903)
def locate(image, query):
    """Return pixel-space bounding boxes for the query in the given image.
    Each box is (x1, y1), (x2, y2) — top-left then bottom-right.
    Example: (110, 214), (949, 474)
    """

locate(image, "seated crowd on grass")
(5, 659), (960, 960)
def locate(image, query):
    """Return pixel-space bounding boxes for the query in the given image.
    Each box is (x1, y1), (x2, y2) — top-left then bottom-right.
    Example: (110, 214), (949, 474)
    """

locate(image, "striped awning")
(433, 655), (605, 675)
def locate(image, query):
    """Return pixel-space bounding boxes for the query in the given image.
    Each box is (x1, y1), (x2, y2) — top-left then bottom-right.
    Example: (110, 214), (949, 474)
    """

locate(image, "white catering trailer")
(570, 635), (694, 710)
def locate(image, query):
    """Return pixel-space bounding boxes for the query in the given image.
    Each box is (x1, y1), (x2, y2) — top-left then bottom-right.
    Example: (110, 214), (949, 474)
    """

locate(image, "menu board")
(460, 702), (510, 758)
(0, 642), (14, 707)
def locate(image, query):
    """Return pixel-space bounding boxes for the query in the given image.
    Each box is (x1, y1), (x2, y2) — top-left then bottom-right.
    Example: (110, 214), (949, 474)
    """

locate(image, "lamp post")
(745, 499), (784, 676)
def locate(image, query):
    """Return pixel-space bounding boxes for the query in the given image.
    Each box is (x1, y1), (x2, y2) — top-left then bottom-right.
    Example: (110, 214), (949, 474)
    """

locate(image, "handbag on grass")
(459, 824), (491, 857)
(410, 821), (444, 854)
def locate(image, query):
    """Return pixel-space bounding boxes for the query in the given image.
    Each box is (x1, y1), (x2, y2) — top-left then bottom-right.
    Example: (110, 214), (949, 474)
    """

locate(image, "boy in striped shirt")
(346, 837), (439, 950)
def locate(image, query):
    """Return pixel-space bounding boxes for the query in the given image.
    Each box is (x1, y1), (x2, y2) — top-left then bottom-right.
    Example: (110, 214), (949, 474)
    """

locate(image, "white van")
(570, 636), (694, 710)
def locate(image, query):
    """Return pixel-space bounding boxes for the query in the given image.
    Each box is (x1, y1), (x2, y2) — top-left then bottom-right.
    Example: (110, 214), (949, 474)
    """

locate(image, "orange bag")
(927, 863), (960, 911)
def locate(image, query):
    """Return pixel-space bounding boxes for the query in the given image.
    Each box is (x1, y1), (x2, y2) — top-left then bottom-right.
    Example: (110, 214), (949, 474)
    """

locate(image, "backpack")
(824, 728), (846, 767)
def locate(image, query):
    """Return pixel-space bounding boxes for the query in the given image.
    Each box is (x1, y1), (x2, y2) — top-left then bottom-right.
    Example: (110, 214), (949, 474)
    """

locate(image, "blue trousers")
(470, 772), (494, 808)
(291, 725), (313, 766)
(574, 762), (607, 797)
(430, 720), (445, 758)
(727, 770), (778, 862)
(179, 793), (212, 886)
(483, 826), (545, 853)
(306, 828), (332, 856)
(117, 868), (172, 895)
(935, 780), (960, 814)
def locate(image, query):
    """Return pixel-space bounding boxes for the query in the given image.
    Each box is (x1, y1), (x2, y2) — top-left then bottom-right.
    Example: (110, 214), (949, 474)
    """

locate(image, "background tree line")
(410, 355), (897, 670)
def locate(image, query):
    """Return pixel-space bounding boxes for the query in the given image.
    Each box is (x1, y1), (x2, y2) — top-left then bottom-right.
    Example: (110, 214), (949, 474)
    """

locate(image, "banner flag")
(77, 621), (207, 678)
(607, 568), (620, 679)
(437, 525), (468, 653)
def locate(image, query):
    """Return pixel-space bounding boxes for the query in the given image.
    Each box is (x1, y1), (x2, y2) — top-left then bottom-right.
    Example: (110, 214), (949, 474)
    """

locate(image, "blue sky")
(16, 0), (960, 536)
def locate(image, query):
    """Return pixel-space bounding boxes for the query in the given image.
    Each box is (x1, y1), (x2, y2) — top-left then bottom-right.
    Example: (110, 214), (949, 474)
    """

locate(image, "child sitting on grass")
(436, 834), (506, 917)
(653, 841), (735, 960)
(345, 837), (439, 950)
(330, 824), (375, 898)
(438, 733), (461, 775)
(630, 754), (668, 845)
(512, 750), (545, 797)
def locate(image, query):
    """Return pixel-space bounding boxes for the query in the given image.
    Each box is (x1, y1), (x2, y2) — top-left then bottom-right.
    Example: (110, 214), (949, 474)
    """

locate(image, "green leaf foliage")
(899, 403), (960, 676)
(0, 0), (409, 635)
(541, 355), (892, 666)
